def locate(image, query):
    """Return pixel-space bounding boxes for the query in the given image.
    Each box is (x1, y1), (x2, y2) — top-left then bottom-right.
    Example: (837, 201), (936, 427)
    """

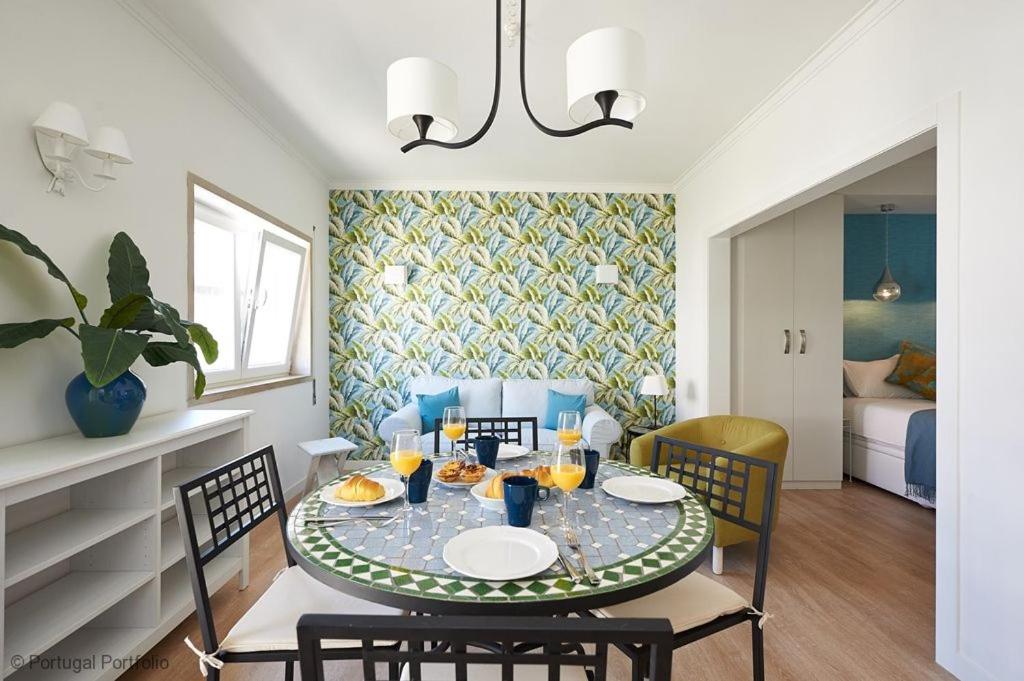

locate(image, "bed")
(843, 397), (935, 505)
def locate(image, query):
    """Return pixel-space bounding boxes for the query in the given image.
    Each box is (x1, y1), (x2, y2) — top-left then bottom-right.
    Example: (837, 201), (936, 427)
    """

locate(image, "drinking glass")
(442, 406), (467, 459)
(389, 429), (423, 514)
(552, 441), (586, 532)
(556, 410), (582, 446)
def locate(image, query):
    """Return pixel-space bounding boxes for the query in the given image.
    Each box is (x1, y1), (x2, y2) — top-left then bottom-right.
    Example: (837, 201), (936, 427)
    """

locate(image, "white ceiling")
(139, 0), (870, 188)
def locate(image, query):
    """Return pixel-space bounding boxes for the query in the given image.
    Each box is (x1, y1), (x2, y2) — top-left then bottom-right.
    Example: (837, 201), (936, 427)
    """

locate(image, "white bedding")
(843, 397), (935, 449)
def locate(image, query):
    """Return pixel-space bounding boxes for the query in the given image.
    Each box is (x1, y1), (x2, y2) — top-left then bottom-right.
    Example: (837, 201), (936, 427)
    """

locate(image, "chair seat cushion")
(593, 572), (748, 633)
(220, 566), (400, 653)
(400, 661), (588, 680)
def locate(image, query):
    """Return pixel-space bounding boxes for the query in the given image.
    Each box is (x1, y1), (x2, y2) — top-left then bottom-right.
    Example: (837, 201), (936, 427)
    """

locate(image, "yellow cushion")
(593, 572), (748, 633)
(885, 340), (936, 400)
(628, 416), (788, 550)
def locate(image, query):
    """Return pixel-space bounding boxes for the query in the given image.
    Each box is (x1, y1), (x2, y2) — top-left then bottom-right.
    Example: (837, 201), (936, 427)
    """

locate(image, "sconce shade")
(32, 101), (90, 146)
(639, 374), (668, 397)
(387, 57), (459, 142)
(383, 264), (408, 286)
(85, 127), (133, 165)
(594, 264), (618, 284)
(566, 27), (647, 124)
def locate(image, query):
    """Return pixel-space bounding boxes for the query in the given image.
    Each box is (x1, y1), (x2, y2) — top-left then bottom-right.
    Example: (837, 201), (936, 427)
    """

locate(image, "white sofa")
(378, 376), (623, 457)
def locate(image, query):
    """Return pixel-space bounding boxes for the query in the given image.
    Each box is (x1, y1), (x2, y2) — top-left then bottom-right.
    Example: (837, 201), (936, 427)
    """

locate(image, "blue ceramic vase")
(65, 370), (147, 438)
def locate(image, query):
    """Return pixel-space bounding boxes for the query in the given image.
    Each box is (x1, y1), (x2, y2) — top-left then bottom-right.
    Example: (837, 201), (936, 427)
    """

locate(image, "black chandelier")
(386, 0), (647, 153)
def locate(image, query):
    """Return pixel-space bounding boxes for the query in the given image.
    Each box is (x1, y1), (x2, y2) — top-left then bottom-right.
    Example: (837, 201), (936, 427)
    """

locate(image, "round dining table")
(286, 452), (714, 616)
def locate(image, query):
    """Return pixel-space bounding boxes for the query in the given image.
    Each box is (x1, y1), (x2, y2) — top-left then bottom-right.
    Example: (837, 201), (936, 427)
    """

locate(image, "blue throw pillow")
(544, 389), (587, 430)
(416, 387), (460, 434)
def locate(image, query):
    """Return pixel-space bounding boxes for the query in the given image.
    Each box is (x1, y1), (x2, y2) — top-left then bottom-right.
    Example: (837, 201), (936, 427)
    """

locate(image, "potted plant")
(0, 224), (217, 438)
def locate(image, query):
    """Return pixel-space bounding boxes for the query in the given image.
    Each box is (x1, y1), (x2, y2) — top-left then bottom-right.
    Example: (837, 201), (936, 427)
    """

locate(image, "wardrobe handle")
(783, 329), (791, 355)
(799, 329), (807, 354)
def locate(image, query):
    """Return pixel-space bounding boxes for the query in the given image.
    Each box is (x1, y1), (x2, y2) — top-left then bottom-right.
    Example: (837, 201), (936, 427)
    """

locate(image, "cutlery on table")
(557, 548), (583, 583)
(564, 525), (600, 586)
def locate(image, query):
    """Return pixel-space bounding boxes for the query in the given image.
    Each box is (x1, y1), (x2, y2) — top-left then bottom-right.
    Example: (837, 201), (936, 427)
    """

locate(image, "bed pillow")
(886, 341), (937, 400)
(843, 356), (921, 399)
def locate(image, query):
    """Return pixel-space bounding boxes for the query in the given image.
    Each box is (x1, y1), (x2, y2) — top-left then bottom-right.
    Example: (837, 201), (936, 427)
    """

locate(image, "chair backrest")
(297, 614), (674, 681)
(433, 416), (539, 453)
(650, 435), (779, 609)
(173, 445), (290, 654)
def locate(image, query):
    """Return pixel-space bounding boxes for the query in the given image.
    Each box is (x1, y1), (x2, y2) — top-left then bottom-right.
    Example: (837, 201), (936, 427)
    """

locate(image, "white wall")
(0, 0), (329, 493)
(675, 1), (1023, 679)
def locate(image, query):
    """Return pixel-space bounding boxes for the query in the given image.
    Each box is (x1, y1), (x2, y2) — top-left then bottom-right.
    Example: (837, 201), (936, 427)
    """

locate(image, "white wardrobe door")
(793, 195), (844, 483)
(732, 212), (796, 481)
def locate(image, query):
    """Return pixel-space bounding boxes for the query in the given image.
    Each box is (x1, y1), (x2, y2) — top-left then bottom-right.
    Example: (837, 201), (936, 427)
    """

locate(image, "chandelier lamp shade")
(386, 0), (647, 152)
(873, 203), (903, 302)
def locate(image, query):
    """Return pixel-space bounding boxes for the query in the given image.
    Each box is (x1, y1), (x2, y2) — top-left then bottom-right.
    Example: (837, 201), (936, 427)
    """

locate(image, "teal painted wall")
(328, 190), (676, 458)
(843, 213), (935, 360)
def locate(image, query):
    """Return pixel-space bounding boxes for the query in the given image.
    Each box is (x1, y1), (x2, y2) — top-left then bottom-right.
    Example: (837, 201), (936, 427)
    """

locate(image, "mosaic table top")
(287, 453), (713, 613)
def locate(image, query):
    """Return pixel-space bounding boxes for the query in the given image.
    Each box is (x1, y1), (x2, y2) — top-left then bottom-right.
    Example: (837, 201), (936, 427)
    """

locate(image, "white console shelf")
(0, 409), (252, 681)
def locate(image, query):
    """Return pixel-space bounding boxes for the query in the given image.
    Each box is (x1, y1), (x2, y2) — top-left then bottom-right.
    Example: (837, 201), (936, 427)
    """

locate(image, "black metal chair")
(297, 614), (674, 681)
(433, 416), (539, 454)
(174, 446), (400, 680)
(587, 435), (780, 681)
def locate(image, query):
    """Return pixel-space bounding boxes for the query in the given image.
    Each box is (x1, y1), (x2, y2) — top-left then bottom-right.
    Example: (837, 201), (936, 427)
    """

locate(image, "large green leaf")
(148, 298), (190, 345)
(106, 232), (153, 301)
(142, 341), (207, 398)
(185, 322), (218, 364)
(99, 294), (149, 329)
(0, 223), (88, 315)
(79, 325), (149, 388)
(0, 318), (75, 348)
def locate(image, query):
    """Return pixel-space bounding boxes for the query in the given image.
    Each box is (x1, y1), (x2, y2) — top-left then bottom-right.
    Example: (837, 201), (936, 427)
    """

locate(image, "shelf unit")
(0, 410), (252, 681)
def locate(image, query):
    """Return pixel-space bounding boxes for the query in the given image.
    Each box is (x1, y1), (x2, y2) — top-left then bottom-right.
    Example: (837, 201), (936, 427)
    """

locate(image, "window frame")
(186, 173), (313, 404)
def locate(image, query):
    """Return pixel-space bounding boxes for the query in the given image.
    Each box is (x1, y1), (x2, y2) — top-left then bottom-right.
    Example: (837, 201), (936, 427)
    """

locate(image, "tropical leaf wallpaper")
(329, 190), (676, 459)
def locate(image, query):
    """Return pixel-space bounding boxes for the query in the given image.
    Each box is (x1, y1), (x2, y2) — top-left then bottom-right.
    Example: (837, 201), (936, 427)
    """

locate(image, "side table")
(620, 424), (656, 462)
(298, 436), (357, 495)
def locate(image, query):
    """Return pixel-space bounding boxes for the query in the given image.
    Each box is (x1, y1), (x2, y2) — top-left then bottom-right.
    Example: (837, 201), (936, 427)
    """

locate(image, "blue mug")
(474, 435), (501, 469)
(503, 475), (550, 528)
(580, 449), (600, 489)
(407, 458), (433, 504)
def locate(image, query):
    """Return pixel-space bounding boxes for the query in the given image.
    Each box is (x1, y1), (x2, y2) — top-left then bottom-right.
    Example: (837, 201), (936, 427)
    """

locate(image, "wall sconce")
(384, 264), (407, 287)
(594, 264), (618, 284)
(32, 101), (133, 196)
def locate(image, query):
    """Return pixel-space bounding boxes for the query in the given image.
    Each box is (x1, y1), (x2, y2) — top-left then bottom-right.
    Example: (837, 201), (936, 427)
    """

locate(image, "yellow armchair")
(629, 415), (788, 574)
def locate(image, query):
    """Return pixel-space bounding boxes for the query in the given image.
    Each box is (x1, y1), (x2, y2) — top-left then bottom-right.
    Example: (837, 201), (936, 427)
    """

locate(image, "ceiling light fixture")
(873, 203), (902, 302)
(386, 0), (646, 153)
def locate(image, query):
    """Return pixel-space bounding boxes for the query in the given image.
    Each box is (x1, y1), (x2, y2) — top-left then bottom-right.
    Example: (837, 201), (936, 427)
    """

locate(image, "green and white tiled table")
(286, 454), (714, 615)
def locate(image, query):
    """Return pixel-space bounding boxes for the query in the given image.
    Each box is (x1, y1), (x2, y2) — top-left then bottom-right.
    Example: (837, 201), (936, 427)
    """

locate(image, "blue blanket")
(905, 409), (937, 503)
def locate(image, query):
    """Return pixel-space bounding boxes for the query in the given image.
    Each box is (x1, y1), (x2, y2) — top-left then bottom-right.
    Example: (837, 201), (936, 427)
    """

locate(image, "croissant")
(520, 465), (554, 488)
(485, 472), (514, 499)
(336, 474), (385, 502)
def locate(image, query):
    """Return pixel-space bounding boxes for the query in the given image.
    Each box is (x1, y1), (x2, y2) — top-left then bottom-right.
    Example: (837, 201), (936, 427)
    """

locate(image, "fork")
(564, 524), (600, 586)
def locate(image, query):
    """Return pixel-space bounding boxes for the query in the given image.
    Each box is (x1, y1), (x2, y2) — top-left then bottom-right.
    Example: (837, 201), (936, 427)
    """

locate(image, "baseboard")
(781, 480), (843, 490)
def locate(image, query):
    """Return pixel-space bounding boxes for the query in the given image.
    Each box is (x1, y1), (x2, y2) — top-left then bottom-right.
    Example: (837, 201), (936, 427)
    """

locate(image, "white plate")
(443, 526), (557, 580)
(601, 476), (688, 504)
(496, 444), (531, 460)
(470, 480), (506, 513)
(319, 477), (405, 507)
(433, 462), (498, 488)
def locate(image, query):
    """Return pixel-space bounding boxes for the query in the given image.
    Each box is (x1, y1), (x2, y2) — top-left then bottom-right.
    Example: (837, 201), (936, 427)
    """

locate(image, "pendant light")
(386, 0), (646, 153)
(873, 203), (902, 302)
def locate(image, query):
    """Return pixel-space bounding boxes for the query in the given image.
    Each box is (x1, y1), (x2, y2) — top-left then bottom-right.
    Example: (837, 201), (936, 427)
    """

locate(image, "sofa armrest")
(582, 404), (623, 457)
(378, 403), (421, 444)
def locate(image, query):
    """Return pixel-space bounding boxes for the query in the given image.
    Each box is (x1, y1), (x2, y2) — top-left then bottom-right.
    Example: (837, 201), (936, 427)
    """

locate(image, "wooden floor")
(123, 481), (954, 680)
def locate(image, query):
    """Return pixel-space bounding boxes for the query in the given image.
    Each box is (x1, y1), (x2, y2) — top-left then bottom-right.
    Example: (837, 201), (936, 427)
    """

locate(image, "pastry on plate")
(520, 465), (554, 488)
(459, 463), (487, 483)
(436, 460), (465, 482)
(335, 474), (385, 502)
(485, 471), (514, 499)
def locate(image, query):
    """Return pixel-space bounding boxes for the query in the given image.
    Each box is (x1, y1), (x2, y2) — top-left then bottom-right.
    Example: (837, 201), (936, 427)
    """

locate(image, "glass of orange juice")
(556, 410), (582, 447)
(390, 429), (423, 513)
(553, 441), (586, 532)
(442, 406), (467, 459)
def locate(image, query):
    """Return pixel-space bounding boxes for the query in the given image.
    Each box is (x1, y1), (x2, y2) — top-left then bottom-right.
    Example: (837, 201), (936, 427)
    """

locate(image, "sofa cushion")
(502, 379), (594, 424)
(408, 376), (502, 419)
(415, 387), (459, 434)
(543, 389), (587, 430)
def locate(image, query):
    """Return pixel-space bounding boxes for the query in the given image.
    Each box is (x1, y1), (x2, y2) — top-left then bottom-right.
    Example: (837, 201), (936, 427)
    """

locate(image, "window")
(188, 174), (312, 401)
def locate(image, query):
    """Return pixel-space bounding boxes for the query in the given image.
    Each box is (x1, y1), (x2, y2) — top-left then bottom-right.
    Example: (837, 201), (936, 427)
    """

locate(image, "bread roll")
(520, 465), (554, 488)
(336, 475), (385, 502)
(486, 472), (513, 499)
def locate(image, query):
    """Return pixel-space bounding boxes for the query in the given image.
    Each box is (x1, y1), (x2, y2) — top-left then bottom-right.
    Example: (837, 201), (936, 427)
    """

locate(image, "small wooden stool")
(298, 437), (357, 495)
